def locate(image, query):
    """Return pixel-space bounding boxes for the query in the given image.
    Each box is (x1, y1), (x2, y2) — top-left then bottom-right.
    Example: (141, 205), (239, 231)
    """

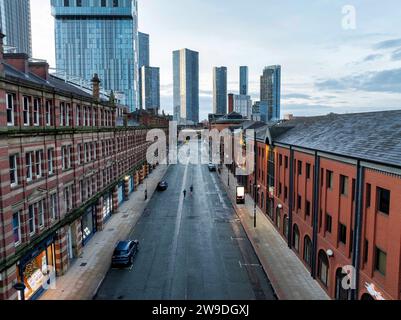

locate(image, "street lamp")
(254, 184), (260, 228)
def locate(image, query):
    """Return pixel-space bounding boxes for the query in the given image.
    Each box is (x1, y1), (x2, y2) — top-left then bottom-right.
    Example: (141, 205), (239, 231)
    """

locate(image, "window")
(297, 194), (302, 210)
(284, 186), (288, 201)
(297, 160), (302, 176)
(101, 0), (106, 7)
(26, 152), (33, 181)
(305, 200), (311, 216)
(366, 183), (371, 208)
(275, 207), (281, 229)
(340, 175), (348, 196)
(28, 205), (35, 235)
(278, 183), (282, 195)
(35, 150), (43, 178)
(9, 154), (18, 186)
(64, 185), (73, 212)
(113, 0), (118, 7)
(293, 225), (300, 252)
(60, 102), (65, 126)
(283, 215), (289, 239)
(33, 98), (40, 126)
(377, 187), (390, 215)
(50, 193), (58, 220)
(325, 213), (332, 233)
(318, 250), (329, 286)
(66, 103), (70, 126)
(326, 170), (333, 189)
(304, 236), (312, 268)
(306, 163), (311, 179)
(279, 154), (283, 166)
(45, 100), (52, 126)
(339, 223), (347, 244)
(13, 211), (21, 245)
(363, 240), (369, 264)
(76, 0), (82, 6)
(284, 156), (288, 169)
(375, 247), (387, 275)
(48, 148), (54, 175)
(64, 0), (69, 6)
(6, 93), (14, 126)
(76, 105), (81, 126)
(38, 200), (45, 228)
(23, 96), (30, 126)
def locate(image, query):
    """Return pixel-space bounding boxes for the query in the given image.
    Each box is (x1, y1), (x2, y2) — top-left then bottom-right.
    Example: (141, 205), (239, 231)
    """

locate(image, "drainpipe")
(287, 146), (294, 248)
(311, 151), (321, 279)
(351, 161), (364, 300)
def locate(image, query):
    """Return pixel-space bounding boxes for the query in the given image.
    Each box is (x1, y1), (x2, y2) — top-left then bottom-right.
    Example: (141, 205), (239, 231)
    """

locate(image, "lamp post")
(253, 129), (258, 228)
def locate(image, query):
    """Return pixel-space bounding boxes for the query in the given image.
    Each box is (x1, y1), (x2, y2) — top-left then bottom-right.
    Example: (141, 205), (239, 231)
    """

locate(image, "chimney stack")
(29, 61), (50, 80)
(91, 73), (101, 101)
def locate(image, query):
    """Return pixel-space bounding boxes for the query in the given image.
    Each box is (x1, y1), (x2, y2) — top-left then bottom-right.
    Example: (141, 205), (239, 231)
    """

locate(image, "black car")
(208, 163), (216, 172)
(157, 181), (168, 191)
(111, 240), (139, 267)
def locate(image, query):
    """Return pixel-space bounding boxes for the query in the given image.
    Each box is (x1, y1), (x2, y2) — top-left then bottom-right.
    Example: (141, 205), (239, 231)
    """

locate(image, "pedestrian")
(183, 189), (187, 198)
(190, 185), (193, 195)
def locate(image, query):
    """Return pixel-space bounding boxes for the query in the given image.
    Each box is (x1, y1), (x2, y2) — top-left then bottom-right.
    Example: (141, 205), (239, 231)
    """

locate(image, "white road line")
(211, 173), (228, 209)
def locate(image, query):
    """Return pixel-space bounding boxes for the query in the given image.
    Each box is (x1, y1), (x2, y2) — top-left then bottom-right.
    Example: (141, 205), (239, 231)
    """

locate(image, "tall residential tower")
(140, 66), (160, 113)
(51, 0), (139, 111)
(260, 65), (281, 121)
(0, 0), (32, 55)
(173, 48), (199, 124)
(213, 66), (227, 114)
(239, 66), (248, 95)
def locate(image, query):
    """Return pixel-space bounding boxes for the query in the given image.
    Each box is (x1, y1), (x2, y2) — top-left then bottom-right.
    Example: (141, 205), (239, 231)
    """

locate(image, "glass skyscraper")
(239, 66), (248, 95)
(213, 66), (227, 114)
(138, 32), (149, 109)
(260, 65), (281, 121)
(173, 48), (199, 124)
(140, 66), (160, 113)
(51, 0), (139, 111)
(0, 0), (32, 55)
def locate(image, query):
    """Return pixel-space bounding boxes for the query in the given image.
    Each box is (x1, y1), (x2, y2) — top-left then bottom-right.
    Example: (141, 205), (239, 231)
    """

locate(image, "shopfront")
(17, 235), (55, 300)
(118, 182), (125, 205)
(103, 192), (113, 222)
(82, 205), (97, 246)
(129, 175), (135, 193)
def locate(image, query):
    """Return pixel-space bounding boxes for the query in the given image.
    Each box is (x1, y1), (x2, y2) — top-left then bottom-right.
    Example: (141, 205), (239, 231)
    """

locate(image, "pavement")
(39, 164), (169, 300)
(95, 141), (276, 300)
(218, 165), (330, 300)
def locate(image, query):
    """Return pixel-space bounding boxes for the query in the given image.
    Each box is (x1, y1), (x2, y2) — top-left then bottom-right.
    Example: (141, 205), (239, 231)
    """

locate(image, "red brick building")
(228, 112), (401, 300)
(0, 38), (168, 300)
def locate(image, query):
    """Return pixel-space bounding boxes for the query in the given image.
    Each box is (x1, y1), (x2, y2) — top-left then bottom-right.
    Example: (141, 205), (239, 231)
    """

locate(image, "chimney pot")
(91, 73), (101, 101)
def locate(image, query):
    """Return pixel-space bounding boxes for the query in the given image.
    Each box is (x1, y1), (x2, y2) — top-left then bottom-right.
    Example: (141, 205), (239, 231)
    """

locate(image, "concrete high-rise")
(0, 0), (32, 55)
(260, 65), (281, 121)
(233, 94), (252, 119)
(51, 0), (139, 111)
(213, 66), (227, 114)
(140, 66), (160, 113)
(173, 48), (199, 124)
(138, 32), (150, 109)
(239, 66), (248, 95)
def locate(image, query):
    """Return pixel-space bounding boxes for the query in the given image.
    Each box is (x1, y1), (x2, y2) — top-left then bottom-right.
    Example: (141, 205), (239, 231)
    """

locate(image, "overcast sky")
(31, 0), (401, 121)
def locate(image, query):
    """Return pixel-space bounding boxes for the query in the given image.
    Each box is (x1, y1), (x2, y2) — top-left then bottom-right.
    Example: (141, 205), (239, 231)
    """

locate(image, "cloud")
(316, 68), (401, 93)
(363, 54), (383, 62)
(391, 48), (401, 61)
(282, 93), (312, 100)
(374, 38), (401, 50)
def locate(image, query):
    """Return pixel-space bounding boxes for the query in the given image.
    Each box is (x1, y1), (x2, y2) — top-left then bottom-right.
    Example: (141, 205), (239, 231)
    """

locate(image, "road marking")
(239, 261), (263, 268)
(210, 174), (228, 209)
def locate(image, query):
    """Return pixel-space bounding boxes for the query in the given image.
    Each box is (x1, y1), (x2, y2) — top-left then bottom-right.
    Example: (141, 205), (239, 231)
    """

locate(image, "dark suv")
(111, 240), (139, 267)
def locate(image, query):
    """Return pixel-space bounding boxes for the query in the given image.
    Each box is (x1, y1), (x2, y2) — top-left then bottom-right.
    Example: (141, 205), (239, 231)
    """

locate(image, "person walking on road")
(183, 189), (187, 199)
(190, 185), (194, 196)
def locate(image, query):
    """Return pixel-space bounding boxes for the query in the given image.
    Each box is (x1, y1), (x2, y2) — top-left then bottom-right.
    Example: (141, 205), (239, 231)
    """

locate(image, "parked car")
(208, 163), (216, 172)
(157, 181), (169, 191)
(111, 240), (139, 267)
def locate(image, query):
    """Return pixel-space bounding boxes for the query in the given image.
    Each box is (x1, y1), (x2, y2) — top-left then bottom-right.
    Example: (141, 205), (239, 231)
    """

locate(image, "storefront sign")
(236, 186), (245, 204)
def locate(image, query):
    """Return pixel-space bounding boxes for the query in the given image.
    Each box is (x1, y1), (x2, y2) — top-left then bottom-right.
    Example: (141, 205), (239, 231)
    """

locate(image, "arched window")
(283, 215), (289, 239)
(318, 250), (330, 287)
(275, 207), (281, 230)
(267, 199), (274, 219)
(335, 268), (351, 300)
(261, 192), (264, 209)
(293, 224), (300, 251)
(303, 236), (312, 268)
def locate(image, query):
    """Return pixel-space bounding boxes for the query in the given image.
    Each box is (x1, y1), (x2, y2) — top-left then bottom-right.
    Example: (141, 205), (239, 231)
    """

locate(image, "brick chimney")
(29, 61), (50, 80)
(91, 73), (101, 101)
(3, 52), (29, 73)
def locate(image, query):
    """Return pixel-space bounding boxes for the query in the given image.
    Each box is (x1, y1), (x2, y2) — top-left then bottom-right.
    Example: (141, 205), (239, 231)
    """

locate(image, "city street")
(95, 141), (276, 300)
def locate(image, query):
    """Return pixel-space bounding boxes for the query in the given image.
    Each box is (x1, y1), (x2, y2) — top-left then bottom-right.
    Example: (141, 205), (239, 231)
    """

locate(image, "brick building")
(0, 35), (167, 300)
(226, 111), (401, 300)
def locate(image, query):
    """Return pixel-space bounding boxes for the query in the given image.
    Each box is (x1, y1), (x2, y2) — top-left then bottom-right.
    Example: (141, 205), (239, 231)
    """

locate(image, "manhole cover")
(80, 263), (87, 267)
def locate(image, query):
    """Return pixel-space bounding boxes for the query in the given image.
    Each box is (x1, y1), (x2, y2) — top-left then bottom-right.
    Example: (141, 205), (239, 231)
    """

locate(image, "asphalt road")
(95, 142), (276, 300)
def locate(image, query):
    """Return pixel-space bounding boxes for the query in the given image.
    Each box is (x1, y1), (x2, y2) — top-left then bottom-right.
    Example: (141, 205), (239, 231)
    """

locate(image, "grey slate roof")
(272, 110), (401, 168)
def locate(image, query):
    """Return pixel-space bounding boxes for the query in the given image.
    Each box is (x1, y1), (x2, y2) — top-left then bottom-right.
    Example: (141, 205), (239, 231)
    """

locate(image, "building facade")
(260, 65), (281, 121)
(0, 0), (32, 56)
(140, 66), (160, 113)
(213, 66), (227, 115)
(0, 46), (167, 300)
(239, 66), (248, 95)
(227, 111), (401, 300)
(138, 32), (150, 110)
(228, 93), (234, 114)
(173, 48), (199, 125)
(233, 94), (252, 119)
(51, 0), (139, 112)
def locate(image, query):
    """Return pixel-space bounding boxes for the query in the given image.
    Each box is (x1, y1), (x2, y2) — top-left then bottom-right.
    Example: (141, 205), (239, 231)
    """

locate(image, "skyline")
(30, 0), (401, 121)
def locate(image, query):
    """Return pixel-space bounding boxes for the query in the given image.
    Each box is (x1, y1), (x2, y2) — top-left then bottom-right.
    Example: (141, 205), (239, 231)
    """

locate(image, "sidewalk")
(218, 166), (330, 300)
(40, 164), (169, 300)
